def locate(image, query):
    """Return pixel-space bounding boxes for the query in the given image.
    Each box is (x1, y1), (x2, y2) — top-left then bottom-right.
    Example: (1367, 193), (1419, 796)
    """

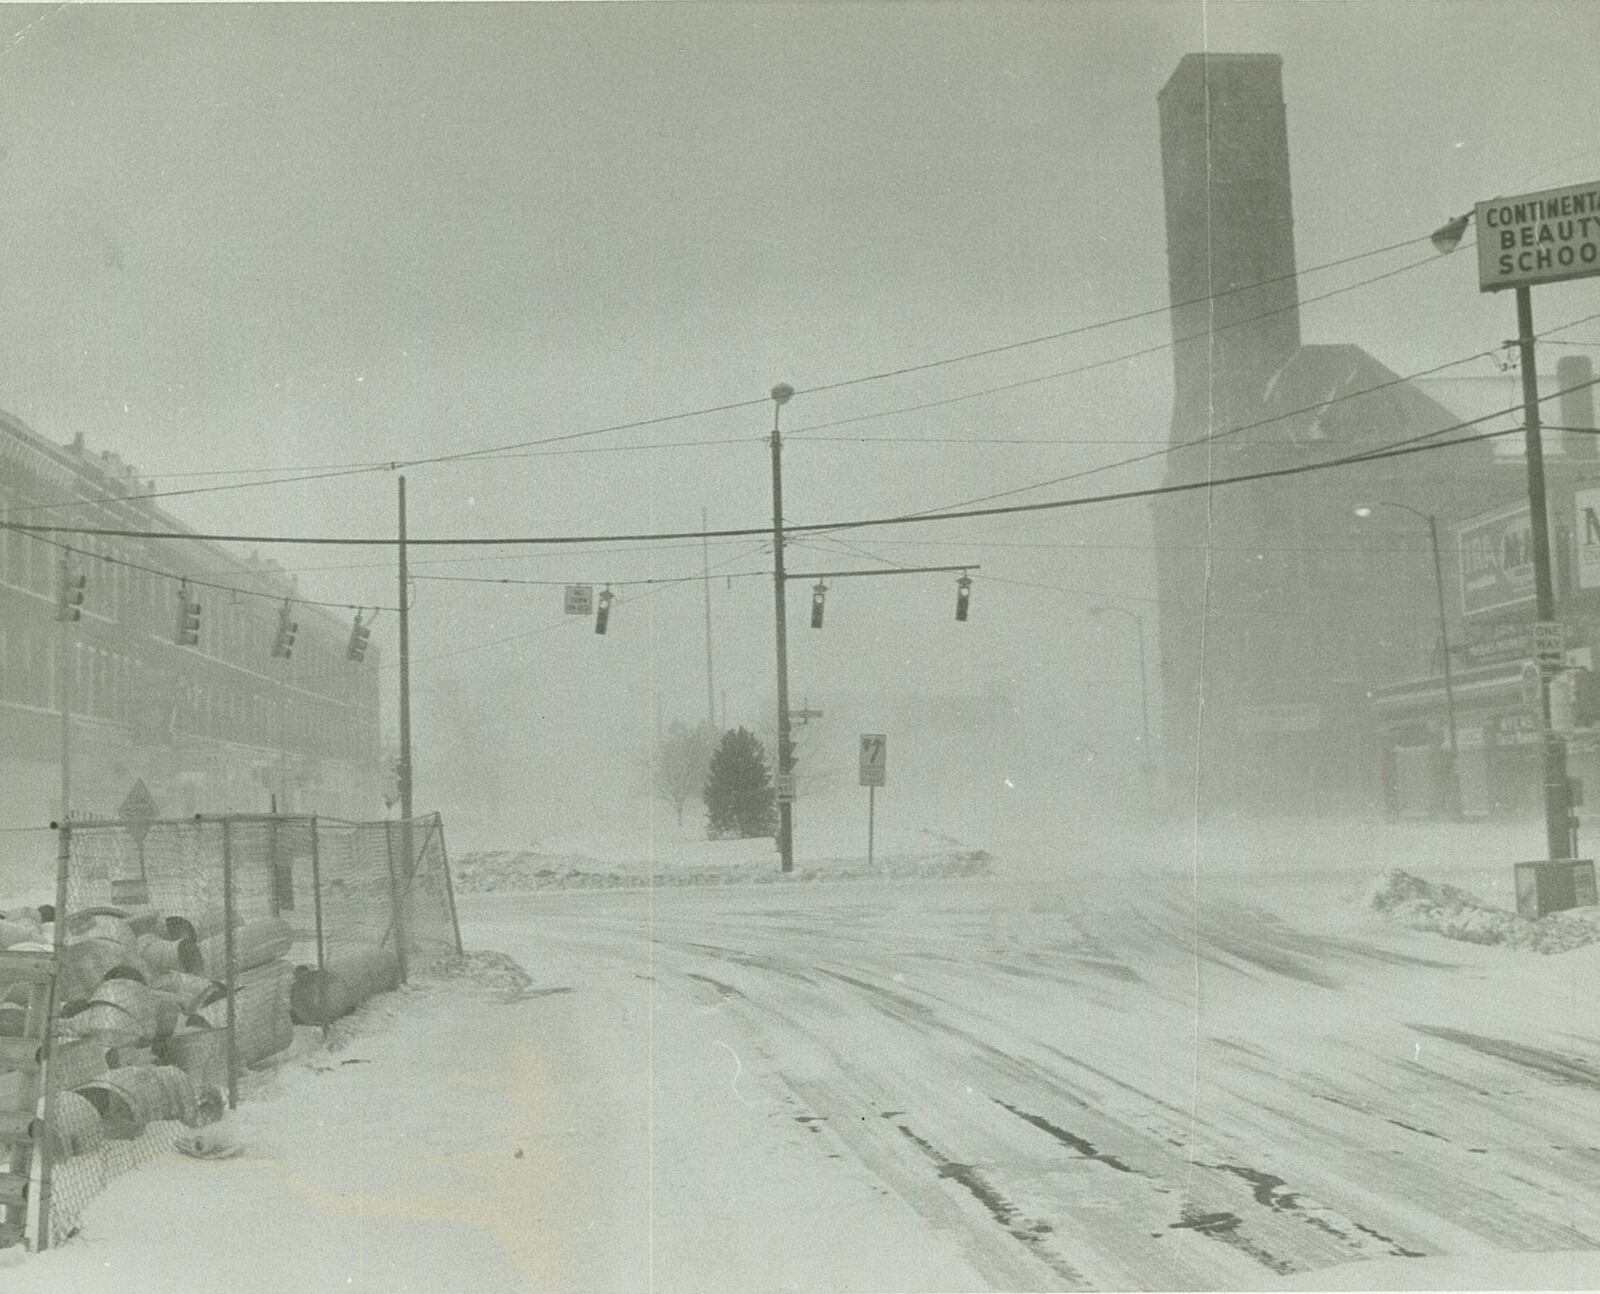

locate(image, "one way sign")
(859, 733), (887, 787)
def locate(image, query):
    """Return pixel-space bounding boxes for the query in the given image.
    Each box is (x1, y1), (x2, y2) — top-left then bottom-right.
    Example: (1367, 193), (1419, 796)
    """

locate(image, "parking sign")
(859, 733), (887, 787)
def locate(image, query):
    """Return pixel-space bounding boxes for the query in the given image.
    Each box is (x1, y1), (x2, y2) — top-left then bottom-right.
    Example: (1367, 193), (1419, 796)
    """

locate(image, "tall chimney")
(1159, 54), (1301, 460)
(1558, 354), (1597, 461)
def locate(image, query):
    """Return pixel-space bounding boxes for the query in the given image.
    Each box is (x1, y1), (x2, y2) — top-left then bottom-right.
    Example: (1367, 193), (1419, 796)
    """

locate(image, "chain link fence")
(24, 812), (459, 1246)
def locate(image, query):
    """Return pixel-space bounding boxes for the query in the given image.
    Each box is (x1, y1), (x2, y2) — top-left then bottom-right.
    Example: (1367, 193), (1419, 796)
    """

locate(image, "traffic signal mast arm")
(780, 564), (980, 581)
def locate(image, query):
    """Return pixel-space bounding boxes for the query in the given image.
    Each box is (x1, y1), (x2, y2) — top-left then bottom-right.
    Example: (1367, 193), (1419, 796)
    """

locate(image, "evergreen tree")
(703, 726), (777, 839)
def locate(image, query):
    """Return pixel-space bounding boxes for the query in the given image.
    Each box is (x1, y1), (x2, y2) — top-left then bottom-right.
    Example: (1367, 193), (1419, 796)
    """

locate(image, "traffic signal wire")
(392, 541), (771, 668)
(14, 526), (393, 614)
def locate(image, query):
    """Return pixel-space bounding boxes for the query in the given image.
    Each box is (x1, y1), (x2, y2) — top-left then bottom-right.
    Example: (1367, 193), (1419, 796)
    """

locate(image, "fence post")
(309, 815), (329, 1041)
(268, 816), (279, 918)
(434, 814), (464, 955)
(383, 820), (410, 984)
(32, 820), (73, 1251)
(221, 818), (239, 1110)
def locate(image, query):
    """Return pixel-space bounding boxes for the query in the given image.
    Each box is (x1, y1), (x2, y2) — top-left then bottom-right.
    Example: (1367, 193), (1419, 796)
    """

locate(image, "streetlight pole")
(769, 384), (795, 873)
(1515, 285), (1575, 859)
(1432, 206), (1576, 859)
(1090, 605), (1154, 779)
(1354, 502), (1462, 819)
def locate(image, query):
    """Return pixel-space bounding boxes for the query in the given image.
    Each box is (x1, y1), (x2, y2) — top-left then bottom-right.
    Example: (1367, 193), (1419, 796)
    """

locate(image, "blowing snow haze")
(2, 1), (1599, 846)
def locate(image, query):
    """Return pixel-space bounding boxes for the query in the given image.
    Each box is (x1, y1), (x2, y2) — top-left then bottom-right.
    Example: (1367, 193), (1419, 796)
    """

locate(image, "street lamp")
(1089, 604), (1156, 784)
(1354, 502), (1462, 819)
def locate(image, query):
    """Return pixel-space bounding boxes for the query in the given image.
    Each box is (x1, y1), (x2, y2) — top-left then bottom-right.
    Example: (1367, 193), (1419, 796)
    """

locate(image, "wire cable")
(6, 376), (1593, 551)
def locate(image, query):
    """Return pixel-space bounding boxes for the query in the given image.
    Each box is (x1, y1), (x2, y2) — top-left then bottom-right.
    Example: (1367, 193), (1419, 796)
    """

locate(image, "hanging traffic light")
(56, 563), (87, 622)
(810, 580), (827, 629)
(595, 587), (613, 635)
(955, 573), (972, 622)
(346, 611), (372, 662)
(271, 600), (299, 658)
(176, 582), (201, 646)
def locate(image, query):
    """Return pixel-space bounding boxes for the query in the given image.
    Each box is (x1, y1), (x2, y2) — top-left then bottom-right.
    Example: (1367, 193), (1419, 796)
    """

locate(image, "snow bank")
(453, 845), (993, 891)
(1365, 868), (1600, 954)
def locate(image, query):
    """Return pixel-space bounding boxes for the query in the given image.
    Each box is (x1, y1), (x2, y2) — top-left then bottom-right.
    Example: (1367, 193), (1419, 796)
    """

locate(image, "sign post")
(1470, 179), (1600, 860)
(859, 733), (886, 866)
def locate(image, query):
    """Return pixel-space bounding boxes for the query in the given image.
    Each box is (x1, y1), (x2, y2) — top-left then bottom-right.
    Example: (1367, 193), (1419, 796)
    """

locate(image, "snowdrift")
(452, 845), (993, 892)
(1365, 867), (1600, 954)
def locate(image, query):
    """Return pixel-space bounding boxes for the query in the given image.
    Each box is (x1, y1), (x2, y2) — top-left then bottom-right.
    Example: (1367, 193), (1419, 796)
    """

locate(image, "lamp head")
(771, 383), (795, 406)
(1430, 212), (1472, 256)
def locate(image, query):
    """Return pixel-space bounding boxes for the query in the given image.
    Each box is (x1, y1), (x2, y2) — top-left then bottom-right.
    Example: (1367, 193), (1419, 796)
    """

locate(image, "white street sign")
(1533, 620), (1566, 665)
(1476, 180), (1600, 293)
(564, 584), (594, 615)
(859, 733), (887, 787)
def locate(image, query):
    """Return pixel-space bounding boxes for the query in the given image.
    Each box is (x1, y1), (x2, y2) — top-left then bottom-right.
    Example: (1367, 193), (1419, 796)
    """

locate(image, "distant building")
(0, 410), (383, 830)
(1151, 53), (1598, 819)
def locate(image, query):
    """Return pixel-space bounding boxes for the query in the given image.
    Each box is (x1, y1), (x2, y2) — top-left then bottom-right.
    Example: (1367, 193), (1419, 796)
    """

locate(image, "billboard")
(1457, 503), (1536, 619)
(1579, 488), (1600, 591)
(1476, 181), (1600, 293)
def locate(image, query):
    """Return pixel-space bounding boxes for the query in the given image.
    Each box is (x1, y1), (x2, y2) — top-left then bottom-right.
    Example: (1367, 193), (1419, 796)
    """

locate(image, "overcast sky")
(5, 1), (1599, 833)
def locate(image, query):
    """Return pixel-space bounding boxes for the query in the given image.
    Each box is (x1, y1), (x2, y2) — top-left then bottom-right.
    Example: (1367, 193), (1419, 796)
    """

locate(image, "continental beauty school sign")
(1477, 181), (1600, 292)
(1458, 502), (1538, 618)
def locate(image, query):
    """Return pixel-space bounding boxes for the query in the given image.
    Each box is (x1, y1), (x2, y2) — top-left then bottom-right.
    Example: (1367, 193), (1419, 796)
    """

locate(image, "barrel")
(201, 959), (294, 1067)
(77, 1065), (200, 1138)
(197, 918), (294, 979)
(289, 947), (401, 1026)
(150, 971), (224, 1014)
(48, 1090), (106, 1161)
(48, 1037), (109, 1094)
(158, 1026), (230, 1092)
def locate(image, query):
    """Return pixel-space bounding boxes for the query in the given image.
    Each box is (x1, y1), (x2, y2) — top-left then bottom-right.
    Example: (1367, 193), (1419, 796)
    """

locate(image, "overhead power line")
(0, 232), (1457, 524)
(783, 248), (1452, 438)
(794, 233), (1439, 398)
(860, 307), (1600, 523)
(8, 376), (1593, 551)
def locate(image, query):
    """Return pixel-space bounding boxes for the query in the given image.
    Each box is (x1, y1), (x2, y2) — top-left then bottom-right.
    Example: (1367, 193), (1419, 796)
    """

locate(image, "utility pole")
(1515, 285), (1574, 859)
(397, 476), (415, 872)
(1425, 514), (1463, 819)
(57, 553), (76, 821)
(769, 383), (795, 873)
(702, 506), (716, 732)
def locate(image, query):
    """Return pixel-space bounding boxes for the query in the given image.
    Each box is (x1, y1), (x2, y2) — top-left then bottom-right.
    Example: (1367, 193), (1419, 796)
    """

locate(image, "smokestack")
(1158, 54), (1301, 458)
(1557, 354), (1597, 461)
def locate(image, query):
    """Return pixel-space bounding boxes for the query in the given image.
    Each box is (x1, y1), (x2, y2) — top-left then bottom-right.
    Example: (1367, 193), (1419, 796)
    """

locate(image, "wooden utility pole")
(769, 385), (795, 873)
(398, 476), (415, 878)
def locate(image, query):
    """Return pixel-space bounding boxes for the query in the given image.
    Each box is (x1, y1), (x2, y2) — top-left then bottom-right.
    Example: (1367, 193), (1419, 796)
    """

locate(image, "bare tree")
(654, 720), (717, 827)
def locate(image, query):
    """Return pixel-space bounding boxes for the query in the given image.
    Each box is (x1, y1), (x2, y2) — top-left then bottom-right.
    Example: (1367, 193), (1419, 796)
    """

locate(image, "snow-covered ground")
(12, 799), (1600, 1291)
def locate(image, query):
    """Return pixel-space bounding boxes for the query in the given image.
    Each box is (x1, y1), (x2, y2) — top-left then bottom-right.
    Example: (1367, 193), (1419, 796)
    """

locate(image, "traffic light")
(346, 612), (371, 662)
(56, 563), (87, 622)
(271, 600), (298, 658)
(955, 573), (972, 622)
(176, 582), (201, 646)
(595, 587), (613, 635)
(810, 581), (826, 629)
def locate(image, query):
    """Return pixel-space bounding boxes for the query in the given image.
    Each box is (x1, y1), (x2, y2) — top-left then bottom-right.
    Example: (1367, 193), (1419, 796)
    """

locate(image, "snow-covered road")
(478, 864), (1600, 1291)
(18, 814), (1600, 1292)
